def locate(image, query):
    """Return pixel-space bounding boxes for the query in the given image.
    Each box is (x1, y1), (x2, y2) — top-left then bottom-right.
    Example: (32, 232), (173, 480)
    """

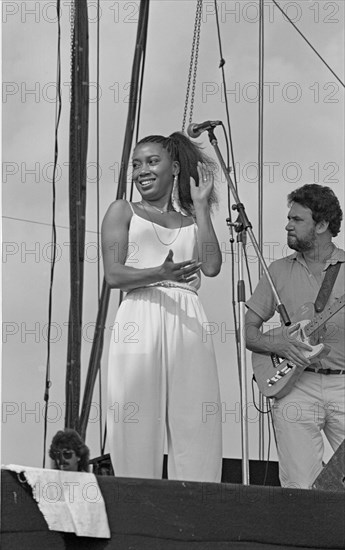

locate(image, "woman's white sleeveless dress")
(106, 205), (222, 482)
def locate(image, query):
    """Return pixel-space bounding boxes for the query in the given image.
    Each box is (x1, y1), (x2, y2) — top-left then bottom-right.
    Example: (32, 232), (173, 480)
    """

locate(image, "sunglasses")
(54, 449), (75, 460)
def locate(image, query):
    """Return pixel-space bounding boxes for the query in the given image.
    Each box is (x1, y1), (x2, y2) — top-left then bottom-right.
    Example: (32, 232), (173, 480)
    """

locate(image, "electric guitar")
(252, 293), (345, 399)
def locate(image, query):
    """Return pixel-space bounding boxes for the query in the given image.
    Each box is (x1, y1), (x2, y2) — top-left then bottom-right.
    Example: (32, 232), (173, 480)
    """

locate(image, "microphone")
(187, 120), (222, 138)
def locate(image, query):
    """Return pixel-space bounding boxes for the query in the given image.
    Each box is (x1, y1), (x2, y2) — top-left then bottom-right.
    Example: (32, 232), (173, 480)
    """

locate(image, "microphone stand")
(207, 127), (291, 485)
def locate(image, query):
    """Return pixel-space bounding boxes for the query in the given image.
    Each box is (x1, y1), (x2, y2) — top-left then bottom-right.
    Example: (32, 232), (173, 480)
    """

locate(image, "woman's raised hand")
(190, 161), (214, 207)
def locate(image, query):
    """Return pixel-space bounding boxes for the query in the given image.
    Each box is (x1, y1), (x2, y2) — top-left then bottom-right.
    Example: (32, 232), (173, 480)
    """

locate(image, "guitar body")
(252, 302), (327, 399)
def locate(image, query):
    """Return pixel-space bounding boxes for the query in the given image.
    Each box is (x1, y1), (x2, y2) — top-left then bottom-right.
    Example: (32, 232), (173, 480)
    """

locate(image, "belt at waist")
(146, 281), (198, 294)
(127, 281), (198, 296)
(305, 366), (345, 375)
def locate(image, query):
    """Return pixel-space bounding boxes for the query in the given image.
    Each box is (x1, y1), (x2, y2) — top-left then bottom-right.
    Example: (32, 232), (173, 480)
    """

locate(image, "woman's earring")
(171, 174), (181, 212)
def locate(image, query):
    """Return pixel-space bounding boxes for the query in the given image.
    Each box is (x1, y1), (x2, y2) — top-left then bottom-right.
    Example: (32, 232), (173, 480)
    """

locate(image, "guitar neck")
(305, 294), (345, 338)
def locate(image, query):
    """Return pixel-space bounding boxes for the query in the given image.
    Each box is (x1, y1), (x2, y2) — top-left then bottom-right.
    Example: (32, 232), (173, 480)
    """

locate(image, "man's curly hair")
(288, 184), (343, 237)
(49, 429), (90, 472)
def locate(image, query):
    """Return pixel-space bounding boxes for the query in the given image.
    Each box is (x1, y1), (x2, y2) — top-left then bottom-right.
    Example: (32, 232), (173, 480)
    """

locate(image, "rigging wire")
(258, 0), (264, 278)
(271, 0), (344, 88)
(214, 0), (238, 190)
(258, 0), (265, 462)
(42, 0), (62, 468)
(2, 215), (99, 234)
(96, 0), (101, 301)
(95, 0), (103, 457)
(213, 1), (240, 372)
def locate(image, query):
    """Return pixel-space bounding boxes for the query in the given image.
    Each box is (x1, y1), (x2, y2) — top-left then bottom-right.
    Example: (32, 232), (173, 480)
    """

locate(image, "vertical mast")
(65, 0), (89, 430)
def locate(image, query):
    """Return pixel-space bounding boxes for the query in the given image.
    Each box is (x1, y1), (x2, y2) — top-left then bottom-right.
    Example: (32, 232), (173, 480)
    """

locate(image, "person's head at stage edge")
(49, 428), (90, 472)
(132, 131), (218, 215)
(285, 183), (343, 254)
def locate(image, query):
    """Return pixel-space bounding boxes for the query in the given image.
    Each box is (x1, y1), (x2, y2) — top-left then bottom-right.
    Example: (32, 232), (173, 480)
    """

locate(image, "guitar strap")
(314, 262), (341, 313)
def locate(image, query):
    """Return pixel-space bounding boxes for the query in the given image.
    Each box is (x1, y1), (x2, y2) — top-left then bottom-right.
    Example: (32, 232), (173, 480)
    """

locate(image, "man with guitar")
(245, 184), (344, 489)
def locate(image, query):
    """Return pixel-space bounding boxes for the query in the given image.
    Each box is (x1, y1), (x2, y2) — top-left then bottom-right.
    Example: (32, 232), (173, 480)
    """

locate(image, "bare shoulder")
(181, 213), (195, 227)
(102, 199), (132, 227)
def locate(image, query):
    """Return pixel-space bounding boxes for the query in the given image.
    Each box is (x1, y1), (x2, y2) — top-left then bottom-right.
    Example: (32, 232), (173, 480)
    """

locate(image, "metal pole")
(237, 231), (250, 484)
(206, 127), (291, 483)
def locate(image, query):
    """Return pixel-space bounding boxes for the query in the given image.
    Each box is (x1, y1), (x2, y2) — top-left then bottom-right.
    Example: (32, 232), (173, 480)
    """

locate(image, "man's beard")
(287, 228), (316, 252)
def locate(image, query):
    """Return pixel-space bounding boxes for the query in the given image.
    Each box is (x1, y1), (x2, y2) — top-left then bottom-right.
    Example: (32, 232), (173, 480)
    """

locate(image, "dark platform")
(2, 468), (345, 549)
(90, 454), (281, 487)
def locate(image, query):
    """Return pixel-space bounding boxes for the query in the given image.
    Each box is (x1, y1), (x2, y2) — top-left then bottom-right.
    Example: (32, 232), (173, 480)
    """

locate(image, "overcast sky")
(2, 0), (344, 469)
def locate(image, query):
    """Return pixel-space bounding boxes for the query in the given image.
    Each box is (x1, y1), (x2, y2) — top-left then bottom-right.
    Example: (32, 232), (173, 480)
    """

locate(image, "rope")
(42, 0), (62, 468)
(271, 0), (344, 88)
(182, 0), (202, 131)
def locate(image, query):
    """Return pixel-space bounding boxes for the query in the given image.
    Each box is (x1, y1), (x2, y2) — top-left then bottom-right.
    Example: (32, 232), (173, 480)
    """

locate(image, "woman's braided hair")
(135, 131), (218, 216)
